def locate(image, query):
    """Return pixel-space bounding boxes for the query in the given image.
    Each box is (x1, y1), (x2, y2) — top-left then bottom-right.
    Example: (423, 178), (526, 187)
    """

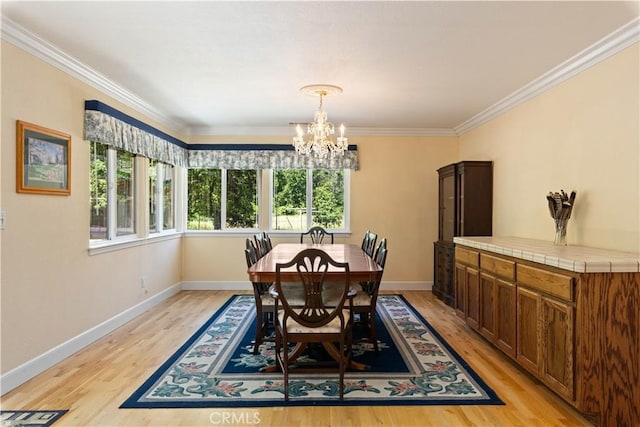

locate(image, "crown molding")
(189, 126), (295, 136)
(0, 16), (188, 134)
(454, 17), (640, 135)
(190, 125), (458, 137)
(3, 15), (637, 139)
(348, 127), (458, 137)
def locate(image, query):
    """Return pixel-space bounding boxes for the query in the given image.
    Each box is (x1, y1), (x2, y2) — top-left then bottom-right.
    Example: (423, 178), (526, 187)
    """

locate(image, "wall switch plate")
(0, 211), (5, 230)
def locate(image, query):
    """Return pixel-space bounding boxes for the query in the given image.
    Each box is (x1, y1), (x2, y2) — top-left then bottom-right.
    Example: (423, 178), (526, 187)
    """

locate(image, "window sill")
(183, 230), (352, 238)
(183, 230), (261, 237)
(89, 231), (182, 255)
(90, 230), (353, 249)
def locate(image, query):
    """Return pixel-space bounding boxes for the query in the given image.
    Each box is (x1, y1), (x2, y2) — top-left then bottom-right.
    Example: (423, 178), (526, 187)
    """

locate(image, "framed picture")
(16, 120), (71, 195)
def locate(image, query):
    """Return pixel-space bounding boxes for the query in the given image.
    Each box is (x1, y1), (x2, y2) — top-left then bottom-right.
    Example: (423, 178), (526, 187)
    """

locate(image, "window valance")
(84, 100), (188, 167)
(84, 100), (358, 170)
(188, 144), (359, 170)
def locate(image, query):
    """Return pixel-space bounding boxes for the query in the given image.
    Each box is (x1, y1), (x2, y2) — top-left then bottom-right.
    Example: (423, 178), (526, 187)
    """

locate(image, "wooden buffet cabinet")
(454, 236), (639, 427)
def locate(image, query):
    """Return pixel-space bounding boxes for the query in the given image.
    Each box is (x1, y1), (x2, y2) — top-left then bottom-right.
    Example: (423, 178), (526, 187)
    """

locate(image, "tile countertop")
(453, 236), (640, 273)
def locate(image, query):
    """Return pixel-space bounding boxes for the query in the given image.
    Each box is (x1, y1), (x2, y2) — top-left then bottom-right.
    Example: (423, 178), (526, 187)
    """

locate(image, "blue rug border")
(121, 294), (504, 408)
(121, 295), (240, 408)
(391, 294), (504, 406)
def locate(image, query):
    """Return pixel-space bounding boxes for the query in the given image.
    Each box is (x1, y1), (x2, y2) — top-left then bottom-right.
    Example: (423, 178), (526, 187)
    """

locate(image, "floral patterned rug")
(121, 294), (502, 407)
(0, 410), (68, 427)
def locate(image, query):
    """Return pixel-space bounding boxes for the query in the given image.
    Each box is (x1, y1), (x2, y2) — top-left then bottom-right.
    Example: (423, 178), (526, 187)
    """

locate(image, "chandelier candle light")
(546, 189), (576, 245)
(292, 84), (348, 158)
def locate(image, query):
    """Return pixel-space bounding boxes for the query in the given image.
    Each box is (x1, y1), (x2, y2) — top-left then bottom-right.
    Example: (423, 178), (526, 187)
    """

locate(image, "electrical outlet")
(0, 211), (5, 230)
(140, 276), (147, 289)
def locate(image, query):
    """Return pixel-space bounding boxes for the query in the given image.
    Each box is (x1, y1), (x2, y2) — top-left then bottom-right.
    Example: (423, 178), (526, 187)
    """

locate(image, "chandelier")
(292, 84), (348, 158)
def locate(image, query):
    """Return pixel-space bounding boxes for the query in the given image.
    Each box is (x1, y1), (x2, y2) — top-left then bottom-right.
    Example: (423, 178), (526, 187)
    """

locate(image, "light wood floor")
(1, 291), (593, 426)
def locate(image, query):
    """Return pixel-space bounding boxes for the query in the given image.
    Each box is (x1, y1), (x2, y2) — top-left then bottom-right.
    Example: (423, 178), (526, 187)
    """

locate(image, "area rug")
(121, 294), (503, 407)
(0, 411), (68, 427)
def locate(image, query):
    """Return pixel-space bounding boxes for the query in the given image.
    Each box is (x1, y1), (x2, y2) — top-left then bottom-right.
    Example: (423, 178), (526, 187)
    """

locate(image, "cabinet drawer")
(480, 253), (515, 281)
(517, 264), (574, 301)
(455, 246), (479, 267)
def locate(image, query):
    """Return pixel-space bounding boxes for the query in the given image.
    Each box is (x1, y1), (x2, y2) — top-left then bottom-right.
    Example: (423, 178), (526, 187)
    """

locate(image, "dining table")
(247, 242), (382, 372)
(247, 242), (383, 283)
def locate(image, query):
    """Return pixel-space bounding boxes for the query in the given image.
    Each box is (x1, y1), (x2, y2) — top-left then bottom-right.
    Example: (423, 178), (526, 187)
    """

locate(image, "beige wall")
(1, 42), (182, 374)
(182, 135), (458, 284)
(459, 44), (640, 252)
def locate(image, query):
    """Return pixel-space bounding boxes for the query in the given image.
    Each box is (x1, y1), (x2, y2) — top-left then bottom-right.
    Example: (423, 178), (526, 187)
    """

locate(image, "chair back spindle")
(361, 230), (378, 257)
(300, 226), (334, 244)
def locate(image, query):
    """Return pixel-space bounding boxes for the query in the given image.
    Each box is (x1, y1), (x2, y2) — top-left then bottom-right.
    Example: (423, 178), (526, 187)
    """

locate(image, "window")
(116, 150), (135, 236)
(163, 164), (175, 230)
(149, 159), (175, 233)
(187, 168), (259, 231)
(271, 169), (348, 231)
(90, 142), (108, 240)
(89, 141), (136, 242)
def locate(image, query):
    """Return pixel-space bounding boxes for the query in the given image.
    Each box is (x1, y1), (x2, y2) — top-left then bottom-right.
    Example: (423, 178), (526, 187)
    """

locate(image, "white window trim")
(343, 169), (351, 232)
(149, 162), (177, 234)
(89, 232), (182, 256)
(153, 161), (164, 233)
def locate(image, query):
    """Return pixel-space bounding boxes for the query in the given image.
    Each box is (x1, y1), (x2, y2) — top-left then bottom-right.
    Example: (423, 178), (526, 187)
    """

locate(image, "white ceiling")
(2, 1), (639, 136)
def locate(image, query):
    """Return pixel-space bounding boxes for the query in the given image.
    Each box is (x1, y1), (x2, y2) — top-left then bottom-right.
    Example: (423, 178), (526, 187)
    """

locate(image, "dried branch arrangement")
(546, 190), (576, 245)
(546, 190), (576, 222)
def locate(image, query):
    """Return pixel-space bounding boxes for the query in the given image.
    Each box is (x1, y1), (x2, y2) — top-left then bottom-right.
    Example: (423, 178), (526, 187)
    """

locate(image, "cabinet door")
(454, 263), (467, 318)
(455, 171), (464, 236)
(457, 161), (493, 237)
(466, 267), (480, 330)
(541, 296), (575, 401)
(479, 272), (496, 342)
(433, 242), (443, 299)
(434, 242), (455, 306)
(441, 245), (455, 306)
(517, 287), (541, 376)
(440, 173), (455, 241)
(496, 278), (517, 358)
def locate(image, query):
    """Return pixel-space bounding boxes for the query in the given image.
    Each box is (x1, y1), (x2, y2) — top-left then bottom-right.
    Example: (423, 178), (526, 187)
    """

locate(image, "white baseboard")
(181, 281), (252, 291)
(1, 279), (432, 395)
(380, 281), (432, 291)
(0, 283), (181, 395)
(181, 280), (432, 292)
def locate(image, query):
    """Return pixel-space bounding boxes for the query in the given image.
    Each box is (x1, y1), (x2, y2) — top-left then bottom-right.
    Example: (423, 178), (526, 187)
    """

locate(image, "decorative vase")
(554, 219), (568, 246)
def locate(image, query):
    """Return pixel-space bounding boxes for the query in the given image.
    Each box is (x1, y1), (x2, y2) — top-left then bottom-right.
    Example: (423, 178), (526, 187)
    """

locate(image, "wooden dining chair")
(245, 238), (275, 354)
(360, 230), (377, 257)
(300, 226), (334, 244)
(352, 238), (388, 354)
(271, 248), (354, 400)
(253, 233), (270, 258)
(245, 238), (306, 354)
(262, 231), (273, 252)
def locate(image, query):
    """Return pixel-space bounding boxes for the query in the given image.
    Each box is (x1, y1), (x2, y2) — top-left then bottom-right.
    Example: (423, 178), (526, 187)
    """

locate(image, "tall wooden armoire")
(433, 161), (493, 306)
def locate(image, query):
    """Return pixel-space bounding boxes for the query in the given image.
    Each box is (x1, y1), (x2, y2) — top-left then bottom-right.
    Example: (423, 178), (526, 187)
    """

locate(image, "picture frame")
(16, 120), (71, 196)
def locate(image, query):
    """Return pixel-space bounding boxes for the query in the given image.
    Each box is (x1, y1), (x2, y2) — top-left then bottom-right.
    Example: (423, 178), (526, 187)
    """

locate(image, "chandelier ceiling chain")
(292, 84), (348, 158)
